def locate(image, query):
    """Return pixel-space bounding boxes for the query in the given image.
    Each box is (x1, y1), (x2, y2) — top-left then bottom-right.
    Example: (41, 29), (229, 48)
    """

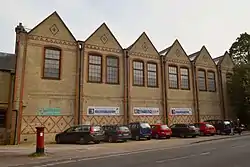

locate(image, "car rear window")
(206, 124), (213, 127)
(160, 125), (169, 130)
(119, 126), (129, 131)
(140, 123), (150, 128)
(92, 126), (102, 131)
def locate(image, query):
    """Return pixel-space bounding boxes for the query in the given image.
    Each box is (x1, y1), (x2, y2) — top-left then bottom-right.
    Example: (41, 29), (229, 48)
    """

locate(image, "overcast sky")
(0, 0), (249, 57)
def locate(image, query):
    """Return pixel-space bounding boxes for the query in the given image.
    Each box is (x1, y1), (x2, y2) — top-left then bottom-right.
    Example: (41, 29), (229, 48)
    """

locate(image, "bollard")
(36, 127), (45, 154)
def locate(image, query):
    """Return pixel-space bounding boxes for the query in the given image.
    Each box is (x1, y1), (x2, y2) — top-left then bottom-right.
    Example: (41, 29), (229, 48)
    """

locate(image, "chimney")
(15, 23), (27, 34)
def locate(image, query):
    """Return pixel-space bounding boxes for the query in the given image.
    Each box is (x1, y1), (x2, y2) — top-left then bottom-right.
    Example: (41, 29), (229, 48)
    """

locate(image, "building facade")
(6, 12), (234, 143)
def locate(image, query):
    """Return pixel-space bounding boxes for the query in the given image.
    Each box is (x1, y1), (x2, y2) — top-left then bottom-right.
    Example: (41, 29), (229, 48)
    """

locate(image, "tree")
(228, 32), (250, 125)
(229, 32), (250, 64)
(227, 64), (250, 124)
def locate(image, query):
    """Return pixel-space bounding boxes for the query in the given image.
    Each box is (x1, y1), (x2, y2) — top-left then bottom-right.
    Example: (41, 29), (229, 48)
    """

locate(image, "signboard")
(87, 107), (120, 115)
(37, 108), (61, 116)
(133, 107), (160, 116)
(169, 108), (192, 116)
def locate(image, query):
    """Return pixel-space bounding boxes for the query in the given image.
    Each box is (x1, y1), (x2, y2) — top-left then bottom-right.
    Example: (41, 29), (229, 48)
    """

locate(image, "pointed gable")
(220, 52), (234, 69)
(192, 46), (216, 67)
(127, 32), (159, 57)
(85, 23), (122, 51)
(160, 39), (190, 64)
(29, 11), (76, 42)
(213, 55), (224, 65)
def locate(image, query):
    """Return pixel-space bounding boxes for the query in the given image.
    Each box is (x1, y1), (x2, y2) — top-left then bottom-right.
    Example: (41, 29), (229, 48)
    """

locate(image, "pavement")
(0, 132), (249, 167)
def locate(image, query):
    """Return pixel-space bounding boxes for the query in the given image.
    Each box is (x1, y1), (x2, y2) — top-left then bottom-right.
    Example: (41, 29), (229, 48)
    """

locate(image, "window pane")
(198, 70), (206, 90)
(133, 68), (144, 85)
(107, 57), (118, 67)
(169, 66), (177, 74)
(89, 55), (101, 64)
(133, 61), (143, 70)
(43, 48), (61, 79)
(147, 63), (157, 87)
(208, 72), (216, 91)
(107, 67), (118, 83)
(88, 64), (101, 82)
(180, 68), (189, 89)
(169, 74), (178, 88)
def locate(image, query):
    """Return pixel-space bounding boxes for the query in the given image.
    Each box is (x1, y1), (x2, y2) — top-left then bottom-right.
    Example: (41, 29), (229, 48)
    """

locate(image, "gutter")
(77, 41), (84, 125)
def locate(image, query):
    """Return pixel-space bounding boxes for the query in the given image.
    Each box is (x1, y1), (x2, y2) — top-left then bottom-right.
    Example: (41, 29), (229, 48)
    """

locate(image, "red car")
(150, 124), (172, 139)
(193, 122), (216, 136)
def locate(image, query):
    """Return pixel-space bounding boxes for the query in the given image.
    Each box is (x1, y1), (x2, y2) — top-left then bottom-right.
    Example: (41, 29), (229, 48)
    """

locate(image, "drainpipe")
(124, 50), (130, 124)
(77, 41), (84, 125)
(191, 62), (200, 122)
(161, 56), (167, 124)
(218, 66), (226, 119)
(8, 72), (15, 144)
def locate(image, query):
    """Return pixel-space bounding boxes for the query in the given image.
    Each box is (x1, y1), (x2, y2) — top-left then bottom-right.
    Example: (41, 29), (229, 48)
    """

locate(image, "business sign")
(87, 107), (120, 115)
(169, 108), (192, 116)
(133, 107), (160, 116)
(37, 108), (61, 116)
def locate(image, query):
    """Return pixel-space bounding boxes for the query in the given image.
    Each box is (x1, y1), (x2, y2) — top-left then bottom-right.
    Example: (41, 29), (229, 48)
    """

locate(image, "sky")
(0, 0), (249, 57)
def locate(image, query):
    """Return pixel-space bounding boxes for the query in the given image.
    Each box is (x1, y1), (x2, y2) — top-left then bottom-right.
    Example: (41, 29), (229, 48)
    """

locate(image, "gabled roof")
(188, 51), (200, 61)
(28, 11), (77, 41)
(213, 55), (224, 65)
(159, 46), (171, 56)
(126, 32), (159, 54)
(0, 52), (16, 71)
(84, 22), (123, 50)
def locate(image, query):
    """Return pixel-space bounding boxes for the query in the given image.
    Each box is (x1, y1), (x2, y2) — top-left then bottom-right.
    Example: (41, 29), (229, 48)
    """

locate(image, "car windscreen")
(140, 123), (151, 128)
(206, 124), (214, 127)
(160, 125), (169, 130)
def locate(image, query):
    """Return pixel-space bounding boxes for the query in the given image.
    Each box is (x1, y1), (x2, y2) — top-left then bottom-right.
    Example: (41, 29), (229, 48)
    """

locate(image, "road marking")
(200, 152), (211, 156)
(231, 144), (248, 149)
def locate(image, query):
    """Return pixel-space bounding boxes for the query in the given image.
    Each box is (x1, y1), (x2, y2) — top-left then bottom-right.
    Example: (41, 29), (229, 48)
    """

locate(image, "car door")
(62, 127), (77, 143)
(170, 124), (178, 136)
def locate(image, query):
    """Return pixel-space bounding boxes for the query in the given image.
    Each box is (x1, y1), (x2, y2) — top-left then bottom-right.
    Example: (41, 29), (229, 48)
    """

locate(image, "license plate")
(144, 135), (148, 137)
(165, 132), (170, 135)
(123, 133), (129, 136)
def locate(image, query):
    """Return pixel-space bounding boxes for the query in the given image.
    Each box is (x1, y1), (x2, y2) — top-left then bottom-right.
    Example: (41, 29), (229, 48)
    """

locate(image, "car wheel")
(135, 135), (140, 141)
(123, 139), (127, 142)
(108, 136), (113, 143)
(180, 134), (185, 138)
(146, 137), (151, 140)
(155, 134), (159, 139)
(192, 135), (196, 138)
(166, 136), (171, 139)
(200, 132), (204, 136)
(79, 137), (86, 145)
(94, 140), (100, 144)
(56, 136), (60, 144)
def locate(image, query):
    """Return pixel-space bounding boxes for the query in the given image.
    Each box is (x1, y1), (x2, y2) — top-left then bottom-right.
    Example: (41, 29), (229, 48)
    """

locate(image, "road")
(48, 135), (250, 167)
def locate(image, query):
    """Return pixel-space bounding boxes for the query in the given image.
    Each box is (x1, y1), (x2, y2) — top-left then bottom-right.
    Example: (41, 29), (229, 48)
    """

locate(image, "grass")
(28, 152), (46, 157)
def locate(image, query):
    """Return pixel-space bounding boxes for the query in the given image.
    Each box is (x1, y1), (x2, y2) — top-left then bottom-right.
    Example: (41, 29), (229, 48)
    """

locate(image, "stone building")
(5, 11), (234, 143)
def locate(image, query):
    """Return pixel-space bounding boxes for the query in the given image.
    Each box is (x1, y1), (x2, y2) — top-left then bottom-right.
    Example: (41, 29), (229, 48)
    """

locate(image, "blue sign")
(87, 107), (120, 115)
(37, 108), (61, 116)
(133, 107), (160, 115)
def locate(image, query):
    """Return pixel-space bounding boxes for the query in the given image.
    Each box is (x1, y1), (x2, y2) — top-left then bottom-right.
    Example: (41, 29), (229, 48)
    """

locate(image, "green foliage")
(227, 64), (250, 124)
(229, 32), (250, 64)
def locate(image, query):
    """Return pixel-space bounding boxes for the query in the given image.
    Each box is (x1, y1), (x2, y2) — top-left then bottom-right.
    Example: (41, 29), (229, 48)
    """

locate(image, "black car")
(128, 122), (152, 140)
(55, 125), (105, 144)
(170, 123), (199, 138)
(102, 125), (131, 142)
(204, 120), (233, 135)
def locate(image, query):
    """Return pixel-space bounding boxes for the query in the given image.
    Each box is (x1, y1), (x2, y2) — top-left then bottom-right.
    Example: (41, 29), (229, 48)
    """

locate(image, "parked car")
(55, 125), (105, 144)
(170, 123), (199, 138)
(128, 122), (152, 140)
(151, 124), (172, 139)
(193, 122), (216, 136)
(204, 120), (233, 135)
(102, 125), (131, 142)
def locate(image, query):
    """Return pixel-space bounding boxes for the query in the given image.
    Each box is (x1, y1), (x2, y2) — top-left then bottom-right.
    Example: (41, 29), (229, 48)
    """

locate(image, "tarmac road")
(49, 135), (250, 167)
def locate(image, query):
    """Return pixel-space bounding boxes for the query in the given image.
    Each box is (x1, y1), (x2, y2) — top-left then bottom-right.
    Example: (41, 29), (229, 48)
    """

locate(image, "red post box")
(36, 127), (45, 154)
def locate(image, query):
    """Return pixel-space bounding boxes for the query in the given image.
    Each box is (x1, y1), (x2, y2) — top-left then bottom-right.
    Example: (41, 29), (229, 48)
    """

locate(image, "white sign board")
(87, 107), (120, 115)
(133, 107), (160, 116)
(170, 108), (192, 116)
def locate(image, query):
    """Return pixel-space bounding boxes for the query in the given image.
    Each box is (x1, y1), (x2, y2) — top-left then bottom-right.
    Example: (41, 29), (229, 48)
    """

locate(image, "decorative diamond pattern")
(200, 115), (221, 122)
(83, 116), (124, 125)
(168, 115), (194, 126)
(49, 24), (59, 36)
(142, 42), (148, 51)
(21, 116), (73, 134)
(175, 49), (181, 57)
(100, 34), (108, 44)
(131, 116), (164, 124)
